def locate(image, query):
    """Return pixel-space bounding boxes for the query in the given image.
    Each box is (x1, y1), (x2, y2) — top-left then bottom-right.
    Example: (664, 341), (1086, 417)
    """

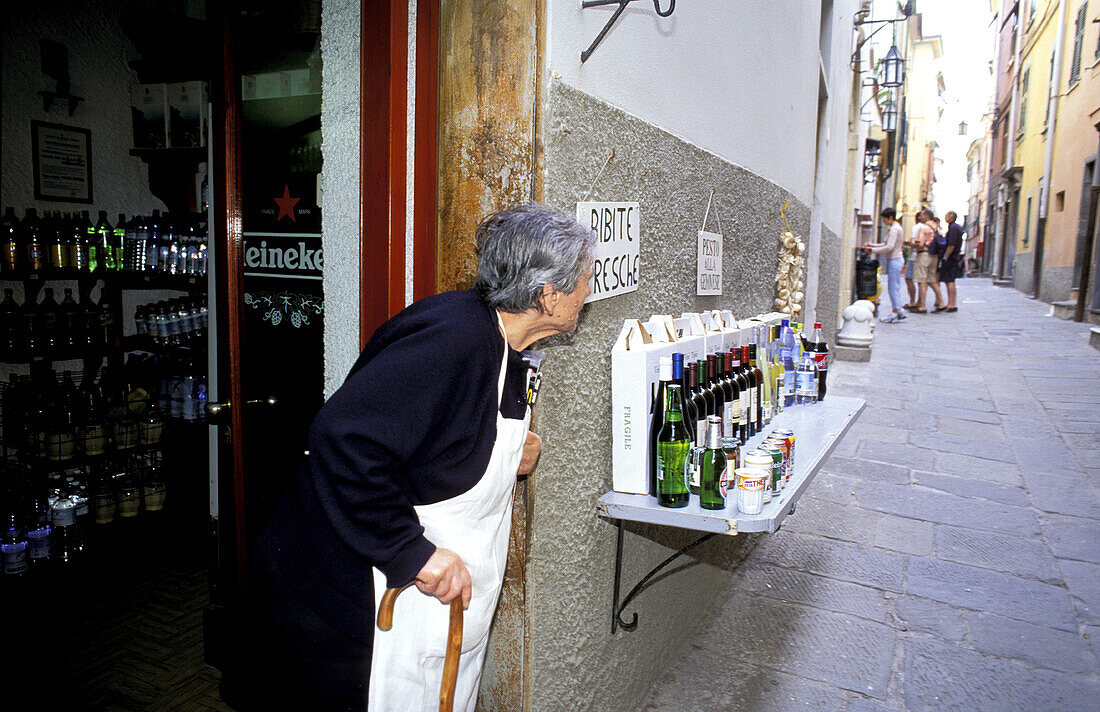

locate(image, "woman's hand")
(415, 548), (471, 609)
(517, 431), (541, 476)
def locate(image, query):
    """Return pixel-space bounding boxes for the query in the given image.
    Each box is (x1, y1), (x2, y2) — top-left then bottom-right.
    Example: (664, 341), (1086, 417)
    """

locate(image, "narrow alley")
(642, 278), (1100, 712)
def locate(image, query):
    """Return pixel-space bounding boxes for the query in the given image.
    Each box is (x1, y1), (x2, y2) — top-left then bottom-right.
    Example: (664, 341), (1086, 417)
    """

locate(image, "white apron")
(368, 314), (530, 712)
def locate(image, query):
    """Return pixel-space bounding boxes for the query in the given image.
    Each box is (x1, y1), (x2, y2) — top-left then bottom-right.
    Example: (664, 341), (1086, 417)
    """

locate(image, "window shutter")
(1019, 69), (1029, 132)
(1070, 3), (1086, 85)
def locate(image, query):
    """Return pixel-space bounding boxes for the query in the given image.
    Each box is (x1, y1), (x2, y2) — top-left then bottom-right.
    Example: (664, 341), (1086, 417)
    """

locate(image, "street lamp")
(882, 101), (898, 133)
(882, 45), (903, 88)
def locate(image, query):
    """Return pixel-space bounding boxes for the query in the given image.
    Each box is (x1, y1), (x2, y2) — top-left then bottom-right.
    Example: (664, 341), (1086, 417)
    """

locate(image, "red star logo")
(273, 184), (301, 223)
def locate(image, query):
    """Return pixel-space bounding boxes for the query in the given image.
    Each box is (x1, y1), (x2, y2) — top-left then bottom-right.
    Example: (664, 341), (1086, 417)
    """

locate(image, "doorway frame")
(359, 0), (439, 348)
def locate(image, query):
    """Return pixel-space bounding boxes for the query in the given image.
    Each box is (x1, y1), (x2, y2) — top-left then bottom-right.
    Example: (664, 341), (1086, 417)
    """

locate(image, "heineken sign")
(243, 232), (323, 280)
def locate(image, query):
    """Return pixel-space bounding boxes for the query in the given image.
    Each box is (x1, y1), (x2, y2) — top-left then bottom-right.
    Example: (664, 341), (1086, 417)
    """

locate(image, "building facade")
(2, 0), (866, 709)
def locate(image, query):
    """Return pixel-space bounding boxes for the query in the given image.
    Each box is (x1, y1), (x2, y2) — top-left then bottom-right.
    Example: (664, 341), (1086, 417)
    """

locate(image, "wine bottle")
(22, 208), (45, 272)
(1, 207), (19, 274)
(706, 354), (724, 433)
(671, 353), (695, 443)
(39, 287), (60, 352)
(112, 214), (127, 271)
(656, 383), (691, 508)
(748, 344), (764, 434)
(46, 211), (66, 270)
(59, 288), (80, 351)
(648, 356), (674, 497)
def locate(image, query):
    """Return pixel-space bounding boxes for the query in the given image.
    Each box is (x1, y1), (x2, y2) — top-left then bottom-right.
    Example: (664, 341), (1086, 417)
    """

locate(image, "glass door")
(206, 0), (324, 645)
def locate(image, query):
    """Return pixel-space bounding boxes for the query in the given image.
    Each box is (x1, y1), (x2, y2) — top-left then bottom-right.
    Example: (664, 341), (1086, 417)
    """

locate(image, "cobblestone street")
(641, 278), (1100, 712)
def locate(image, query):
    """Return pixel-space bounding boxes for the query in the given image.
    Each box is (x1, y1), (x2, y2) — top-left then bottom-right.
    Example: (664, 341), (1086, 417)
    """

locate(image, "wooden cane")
(377, 583), (464, 712)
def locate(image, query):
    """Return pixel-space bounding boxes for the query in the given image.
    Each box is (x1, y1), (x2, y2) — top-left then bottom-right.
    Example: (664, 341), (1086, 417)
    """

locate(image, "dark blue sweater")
(257, 290), (530, 643)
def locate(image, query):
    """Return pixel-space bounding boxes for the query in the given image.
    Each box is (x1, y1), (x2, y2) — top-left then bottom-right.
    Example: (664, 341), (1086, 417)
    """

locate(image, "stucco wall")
(528, 80), (810, 711)
(547, 0), (825, 214)
(319, 0), (361, 397)
(1, 0), (164, 215)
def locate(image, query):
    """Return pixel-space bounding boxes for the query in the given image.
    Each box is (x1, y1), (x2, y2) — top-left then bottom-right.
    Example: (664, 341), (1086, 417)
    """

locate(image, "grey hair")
(475, 204), (596, 313)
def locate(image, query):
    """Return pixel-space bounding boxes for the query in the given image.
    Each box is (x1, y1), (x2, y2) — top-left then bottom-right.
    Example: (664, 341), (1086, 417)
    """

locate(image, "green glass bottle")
(656, 383), (690, 508)
(698, 415), (728, 510)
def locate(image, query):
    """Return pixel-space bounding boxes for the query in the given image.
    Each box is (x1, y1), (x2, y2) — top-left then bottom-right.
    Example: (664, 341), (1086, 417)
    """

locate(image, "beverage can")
(772, 428), (795, 469)
(763, 436), (791, 484)
(760, 443), (785, 495)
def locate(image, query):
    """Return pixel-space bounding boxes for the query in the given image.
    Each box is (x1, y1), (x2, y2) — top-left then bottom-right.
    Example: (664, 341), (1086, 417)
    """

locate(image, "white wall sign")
(697, 230), (722, 295)
(576, 201), (640, 303)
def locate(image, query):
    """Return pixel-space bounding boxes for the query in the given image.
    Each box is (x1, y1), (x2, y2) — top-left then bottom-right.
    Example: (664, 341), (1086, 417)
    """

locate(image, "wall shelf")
(598, 395), (865, 632)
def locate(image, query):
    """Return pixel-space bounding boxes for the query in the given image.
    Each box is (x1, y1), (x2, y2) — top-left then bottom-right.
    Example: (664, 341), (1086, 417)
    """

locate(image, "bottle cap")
(659, 356), (673, 381)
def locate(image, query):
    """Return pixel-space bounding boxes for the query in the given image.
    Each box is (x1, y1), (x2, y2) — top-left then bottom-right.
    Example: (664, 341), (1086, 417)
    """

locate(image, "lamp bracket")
(580, 0), (675, 64)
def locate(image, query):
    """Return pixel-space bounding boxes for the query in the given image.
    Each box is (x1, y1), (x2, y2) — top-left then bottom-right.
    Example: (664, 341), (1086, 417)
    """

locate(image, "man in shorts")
(938, 211), (964, 312)
(911, 209), (945, 312)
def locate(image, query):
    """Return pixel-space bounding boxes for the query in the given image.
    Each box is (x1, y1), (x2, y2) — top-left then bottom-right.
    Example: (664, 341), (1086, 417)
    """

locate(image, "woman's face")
(547, 268), (593, 334)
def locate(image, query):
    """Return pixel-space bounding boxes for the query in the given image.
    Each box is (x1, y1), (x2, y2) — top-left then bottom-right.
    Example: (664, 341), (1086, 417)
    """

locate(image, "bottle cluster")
(0, 207), (208, 278)
(2, 365), (167, 464)
(0, 287), (119, 360)
(130, 352), (208, 422)
(135, 296), (208, 348)
(651, 320), (828, 511)
(0, 452), (168, 578)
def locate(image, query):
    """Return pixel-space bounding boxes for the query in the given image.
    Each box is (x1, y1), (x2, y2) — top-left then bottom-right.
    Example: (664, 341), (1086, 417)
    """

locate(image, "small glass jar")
(143, 473), (167, 512)
(719, 437), (741, 472)
(117, 475), (141, 518)
(112, 418), (140, 450)
(735, 468), (765, 515)
(77, 421), (108, 456)
(93, 482), (117, 525)
(139, 410), (164, 446)
(41, 426), (76, 461)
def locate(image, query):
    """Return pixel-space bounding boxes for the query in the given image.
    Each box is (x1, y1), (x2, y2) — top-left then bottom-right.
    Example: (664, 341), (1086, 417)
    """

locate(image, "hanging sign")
(697, 230), (722, 295)
(576, 201), (640, 303)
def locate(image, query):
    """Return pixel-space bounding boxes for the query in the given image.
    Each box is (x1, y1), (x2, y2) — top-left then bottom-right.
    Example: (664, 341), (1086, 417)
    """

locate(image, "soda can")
(763, 436), (790, 485)
(743, 450), (774, 504)
(772, 428), (796, 470)
(760, 443), (785, 495)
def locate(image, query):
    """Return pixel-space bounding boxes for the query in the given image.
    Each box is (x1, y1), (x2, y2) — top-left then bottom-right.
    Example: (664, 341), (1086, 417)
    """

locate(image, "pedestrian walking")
(938, 210), (964, 312)
(865, 207), (906, 322)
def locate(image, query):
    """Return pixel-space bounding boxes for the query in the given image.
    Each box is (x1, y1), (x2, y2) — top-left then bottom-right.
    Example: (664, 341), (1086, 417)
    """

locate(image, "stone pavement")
(641, 278), (1100, 712)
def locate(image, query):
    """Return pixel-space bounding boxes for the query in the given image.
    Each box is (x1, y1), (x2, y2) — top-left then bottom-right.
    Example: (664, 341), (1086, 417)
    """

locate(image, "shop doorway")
(0, 2), (323, 708)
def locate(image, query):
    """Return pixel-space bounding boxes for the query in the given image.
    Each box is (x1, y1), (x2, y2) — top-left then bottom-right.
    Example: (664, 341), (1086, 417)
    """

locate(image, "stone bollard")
(834, 301), (874, 362)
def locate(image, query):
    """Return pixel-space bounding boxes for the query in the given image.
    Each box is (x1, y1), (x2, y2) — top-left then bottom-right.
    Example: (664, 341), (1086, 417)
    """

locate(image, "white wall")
(1, 0), (164, 216)
(547, 0), (826, 208)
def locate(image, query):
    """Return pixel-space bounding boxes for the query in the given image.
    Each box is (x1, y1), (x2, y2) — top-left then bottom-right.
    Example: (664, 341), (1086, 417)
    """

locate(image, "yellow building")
(1011, 0), (1063, 295)
(1042, 0), (1100, 316)
(893, 16), (944, 236)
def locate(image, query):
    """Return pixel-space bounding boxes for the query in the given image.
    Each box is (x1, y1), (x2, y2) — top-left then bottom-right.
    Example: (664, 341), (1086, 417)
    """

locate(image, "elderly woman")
(235, 204), (594, 711)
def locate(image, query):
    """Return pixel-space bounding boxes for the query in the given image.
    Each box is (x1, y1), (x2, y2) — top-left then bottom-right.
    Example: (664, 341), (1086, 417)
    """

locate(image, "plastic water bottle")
(780, 319), (797, 408)
(796, 349), (817, 405)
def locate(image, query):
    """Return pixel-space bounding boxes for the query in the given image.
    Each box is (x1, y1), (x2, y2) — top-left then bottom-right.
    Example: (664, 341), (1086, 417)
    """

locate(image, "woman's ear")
(540, 284), (559, 315)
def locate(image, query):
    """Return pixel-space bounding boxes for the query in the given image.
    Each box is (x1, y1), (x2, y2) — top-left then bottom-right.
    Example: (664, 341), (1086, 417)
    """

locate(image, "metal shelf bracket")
(581, 0), (675, 64)
(610, 518), (715, 633)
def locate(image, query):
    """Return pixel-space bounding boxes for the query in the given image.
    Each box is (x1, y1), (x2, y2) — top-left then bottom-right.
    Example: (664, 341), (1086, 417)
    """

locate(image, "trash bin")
(855, 252), (879, 299)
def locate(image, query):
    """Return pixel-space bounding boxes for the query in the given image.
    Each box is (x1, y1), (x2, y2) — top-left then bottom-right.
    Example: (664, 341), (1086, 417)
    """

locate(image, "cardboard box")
(167, 81), (208, 148)
(611, 319), (705, 495)
(131, 83), (167, 148)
